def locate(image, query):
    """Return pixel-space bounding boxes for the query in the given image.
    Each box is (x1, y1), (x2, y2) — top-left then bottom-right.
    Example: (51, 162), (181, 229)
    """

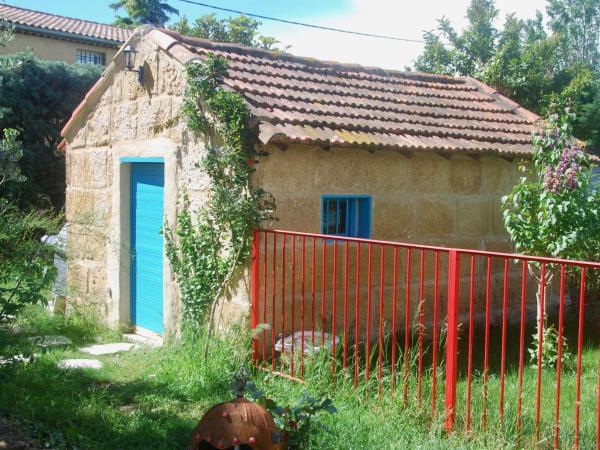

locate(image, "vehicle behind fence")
(250, 229), (600, 448)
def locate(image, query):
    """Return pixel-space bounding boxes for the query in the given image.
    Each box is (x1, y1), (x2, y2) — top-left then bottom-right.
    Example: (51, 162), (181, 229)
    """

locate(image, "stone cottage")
(60, 26), (540, 337)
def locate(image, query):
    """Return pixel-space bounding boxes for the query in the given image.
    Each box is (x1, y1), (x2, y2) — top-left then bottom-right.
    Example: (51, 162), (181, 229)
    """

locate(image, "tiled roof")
(157, 30), (540, 157)
(0, 4), (132, 45)
(60, 28), (541, 157)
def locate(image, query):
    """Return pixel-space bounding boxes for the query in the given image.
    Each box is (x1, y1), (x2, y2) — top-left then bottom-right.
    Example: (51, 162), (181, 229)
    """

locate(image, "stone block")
(86, 105), (111, 147)
(481, 156), (520, 195)
(364, 150), (410, 194)
(159, 59), (185, 96)
(272, 194), (321, 232)
(68, 224), (107, 262)
(66, 189), (95, 222)
(66, 262), (89, 295)
(257, 145), (317, 194)
(456, 197), (492, 236)
(112, 102), (137, 143)
(372, 197), (416, 241)
(450, 156), (482, 194)
(87, 264), (107, 299)
(89, 149), (109, 189)
(416, 197), (455, 237)
(409, 154), (451, 194)
(68, 152), (89, 189)
(137, 96), (173, 140)
(491, 200), (507, 235)
(313, 147), (368, 193)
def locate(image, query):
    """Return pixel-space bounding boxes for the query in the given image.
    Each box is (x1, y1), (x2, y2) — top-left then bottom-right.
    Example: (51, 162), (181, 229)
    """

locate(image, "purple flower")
(543, 144), (582, 193)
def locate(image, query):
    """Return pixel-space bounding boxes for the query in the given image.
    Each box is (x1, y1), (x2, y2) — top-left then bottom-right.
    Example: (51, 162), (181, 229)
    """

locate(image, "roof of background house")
(0, 4), (132, 47)
(62, 28), (542, 157)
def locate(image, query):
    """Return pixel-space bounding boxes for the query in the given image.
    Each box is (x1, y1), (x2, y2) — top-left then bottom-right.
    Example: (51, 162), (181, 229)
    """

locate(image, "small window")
(322, 196), (371, 238)
(76, 49), (106, 66)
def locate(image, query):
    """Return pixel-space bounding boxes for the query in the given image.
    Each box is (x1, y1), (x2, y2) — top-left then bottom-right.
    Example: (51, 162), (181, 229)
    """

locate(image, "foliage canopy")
(414, 0), (600, 153)
(170, 13), (288, 51)
(0, 54), (101, 208)
(502, 111), (600, 261)
(111, 0), (179, 27)
(0, 129), (60, 320)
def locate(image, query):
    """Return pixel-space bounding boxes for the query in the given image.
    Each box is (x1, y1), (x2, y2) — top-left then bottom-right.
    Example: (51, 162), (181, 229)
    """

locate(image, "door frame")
(128, 158), (165, 334)
(105, 139), (178, 337)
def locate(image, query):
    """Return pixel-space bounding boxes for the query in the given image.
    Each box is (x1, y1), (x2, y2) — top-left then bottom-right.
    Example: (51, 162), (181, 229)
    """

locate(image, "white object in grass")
(79, 343), (135, 355)
(275, 331), (340, 354)
(28, 335), (72, 348)
(57, 359), (103, 370)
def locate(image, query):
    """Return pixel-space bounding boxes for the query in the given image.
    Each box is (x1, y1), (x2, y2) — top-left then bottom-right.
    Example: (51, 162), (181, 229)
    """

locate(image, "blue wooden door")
(130, 163), (164, 334)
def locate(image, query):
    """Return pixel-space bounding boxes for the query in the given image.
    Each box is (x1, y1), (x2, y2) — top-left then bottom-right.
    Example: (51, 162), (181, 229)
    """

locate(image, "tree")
(0, 129), (60, 321)
(0, 54), (101, 208)
(414, 0), (498, 76)
(502, 111), (600, 336)
(170, 13), (288, 51)
(414, 0), (600, 154)
(110, 0), (178, 27)
(0, 16), (60, 322)
(547, 0), (600, 70)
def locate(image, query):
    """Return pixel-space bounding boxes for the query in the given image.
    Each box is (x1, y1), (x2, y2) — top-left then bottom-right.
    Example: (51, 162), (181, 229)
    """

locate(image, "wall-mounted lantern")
(123, 45), (144, 84)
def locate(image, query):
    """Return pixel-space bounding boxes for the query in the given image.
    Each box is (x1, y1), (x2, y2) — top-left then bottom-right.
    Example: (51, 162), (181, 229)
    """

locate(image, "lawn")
(1, 306), (599, 449)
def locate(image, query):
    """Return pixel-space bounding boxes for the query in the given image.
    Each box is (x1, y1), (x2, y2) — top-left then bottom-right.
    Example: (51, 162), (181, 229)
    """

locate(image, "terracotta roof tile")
(0, 4), (132, 44)
(157, 30), (541, 156)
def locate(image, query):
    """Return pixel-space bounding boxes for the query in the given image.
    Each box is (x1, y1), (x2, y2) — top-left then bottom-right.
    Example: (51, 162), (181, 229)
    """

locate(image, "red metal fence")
(250, 229), (600, 448)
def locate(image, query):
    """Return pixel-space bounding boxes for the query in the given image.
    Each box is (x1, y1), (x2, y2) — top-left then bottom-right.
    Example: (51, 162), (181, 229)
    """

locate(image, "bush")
(0, 54), (101, 208)
(0, 129), (61, 321)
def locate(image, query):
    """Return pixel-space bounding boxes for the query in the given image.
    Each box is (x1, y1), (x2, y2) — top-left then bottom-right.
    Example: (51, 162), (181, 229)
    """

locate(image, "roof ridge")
(0, 3), (127, 32)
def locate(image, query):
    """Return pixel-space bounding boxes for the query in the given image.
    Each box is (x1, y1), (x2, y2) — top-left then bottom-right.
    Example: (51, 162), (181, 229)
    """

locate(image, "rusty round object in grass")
(188, 398), (285, 450)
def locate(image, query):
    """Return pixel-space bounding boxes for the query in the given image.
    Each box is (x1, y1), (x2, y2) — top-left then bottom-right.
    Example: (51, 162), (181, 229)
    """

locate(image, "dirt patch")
(0, 417), (40, 450)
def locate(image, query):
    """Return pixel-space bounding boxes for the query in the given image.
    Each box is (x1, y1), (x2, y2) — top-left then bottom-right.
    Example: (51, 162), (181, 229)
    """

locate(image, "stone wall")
(63, 30), (207, 334)
(254, 145), (518, 249)
(251, 145), (535, 343)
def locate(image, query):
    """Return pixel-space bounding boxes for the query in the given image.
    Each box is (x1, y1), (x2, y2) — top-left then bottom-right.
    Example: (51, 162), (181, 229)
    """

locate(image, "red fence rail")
(250, 229), (600, 448)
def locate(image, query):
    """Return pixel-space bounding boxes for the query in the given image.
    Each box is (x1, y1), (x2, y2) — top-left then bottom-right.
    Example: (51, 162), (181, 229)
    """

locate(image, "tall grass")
(1, 307), (599, 449)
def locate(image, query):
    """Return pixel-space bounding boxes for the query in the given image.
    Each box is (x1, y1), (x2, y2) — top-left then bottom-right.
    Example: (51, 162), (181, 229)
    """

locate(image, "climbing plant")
(166, 53), (274, 324)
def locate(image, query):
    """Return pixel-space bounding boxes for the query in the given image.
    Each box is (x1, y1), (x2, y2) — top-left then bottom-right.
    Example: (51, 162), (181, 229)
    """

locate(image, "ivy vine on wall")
(165, 53), (275, 326)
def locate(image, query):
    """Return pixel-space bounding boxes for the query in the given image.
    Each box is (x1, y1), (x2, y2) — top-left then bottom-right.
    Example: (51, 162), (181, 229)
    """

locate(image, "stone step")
(57, 359), (103, 370)
(79, 343), (136, 355)
(124, 333), (163, 348)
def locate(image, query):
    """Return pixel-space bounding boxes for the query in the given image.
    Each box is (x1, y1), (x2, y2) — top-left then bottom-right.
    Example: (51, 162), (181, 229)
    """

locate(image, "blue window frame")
(321, 195), (372, 238)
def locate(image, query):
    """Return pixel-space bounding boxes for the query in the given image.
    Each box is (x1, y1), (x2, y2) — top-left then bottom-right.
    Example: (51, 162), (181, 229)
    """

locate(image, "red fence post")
(251, 229), (260, 366)
(445, 250), (460, 432)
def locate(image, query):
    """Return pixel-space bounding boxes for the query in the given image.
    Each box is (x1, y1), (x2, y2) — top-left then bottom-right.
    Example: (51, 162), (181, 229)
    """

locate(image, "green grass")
(1, 306), (598, 449)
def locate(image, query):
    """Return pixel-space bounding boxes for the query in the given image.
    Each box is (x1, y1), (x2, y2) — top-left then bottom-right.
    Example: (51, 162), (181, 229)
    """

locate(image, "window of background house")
(76, 49), (106, 66)
(321, 195), (372, 238)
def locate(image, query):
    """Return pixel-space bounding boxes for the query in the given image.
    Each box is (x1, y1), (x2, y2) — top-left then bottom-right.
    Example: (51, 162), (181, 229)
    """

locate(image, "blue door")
(130, 162), (164, 334)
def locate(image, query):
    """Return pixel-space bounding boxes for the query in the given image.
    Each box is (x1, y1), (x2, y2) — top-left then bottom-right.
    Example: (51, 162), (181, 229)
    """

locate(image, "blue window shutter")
(321, 195), (372, 239)
(357, 198), (371, 238)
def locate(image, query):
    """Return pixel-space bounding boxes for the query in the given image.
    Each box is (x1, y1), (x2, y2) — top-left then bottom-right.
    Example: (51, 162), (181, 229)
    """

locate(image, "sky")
(7, 0), (548, 69)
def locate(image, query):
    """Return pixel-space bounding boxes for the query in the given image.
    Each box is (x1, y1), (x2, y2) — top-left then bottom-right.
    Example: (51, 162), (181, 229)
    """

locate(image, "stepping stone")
(28, 335), (72, 348)
(124, 333), (163, 347)
(79, 343), (135, 355)
(57, 359), (103, 370)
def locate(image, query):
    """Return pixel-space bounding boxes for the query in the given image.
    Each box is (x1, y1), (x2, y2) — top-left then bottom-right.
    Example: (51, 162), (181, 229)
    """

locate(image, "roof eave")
(13, 23), (125, 48)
